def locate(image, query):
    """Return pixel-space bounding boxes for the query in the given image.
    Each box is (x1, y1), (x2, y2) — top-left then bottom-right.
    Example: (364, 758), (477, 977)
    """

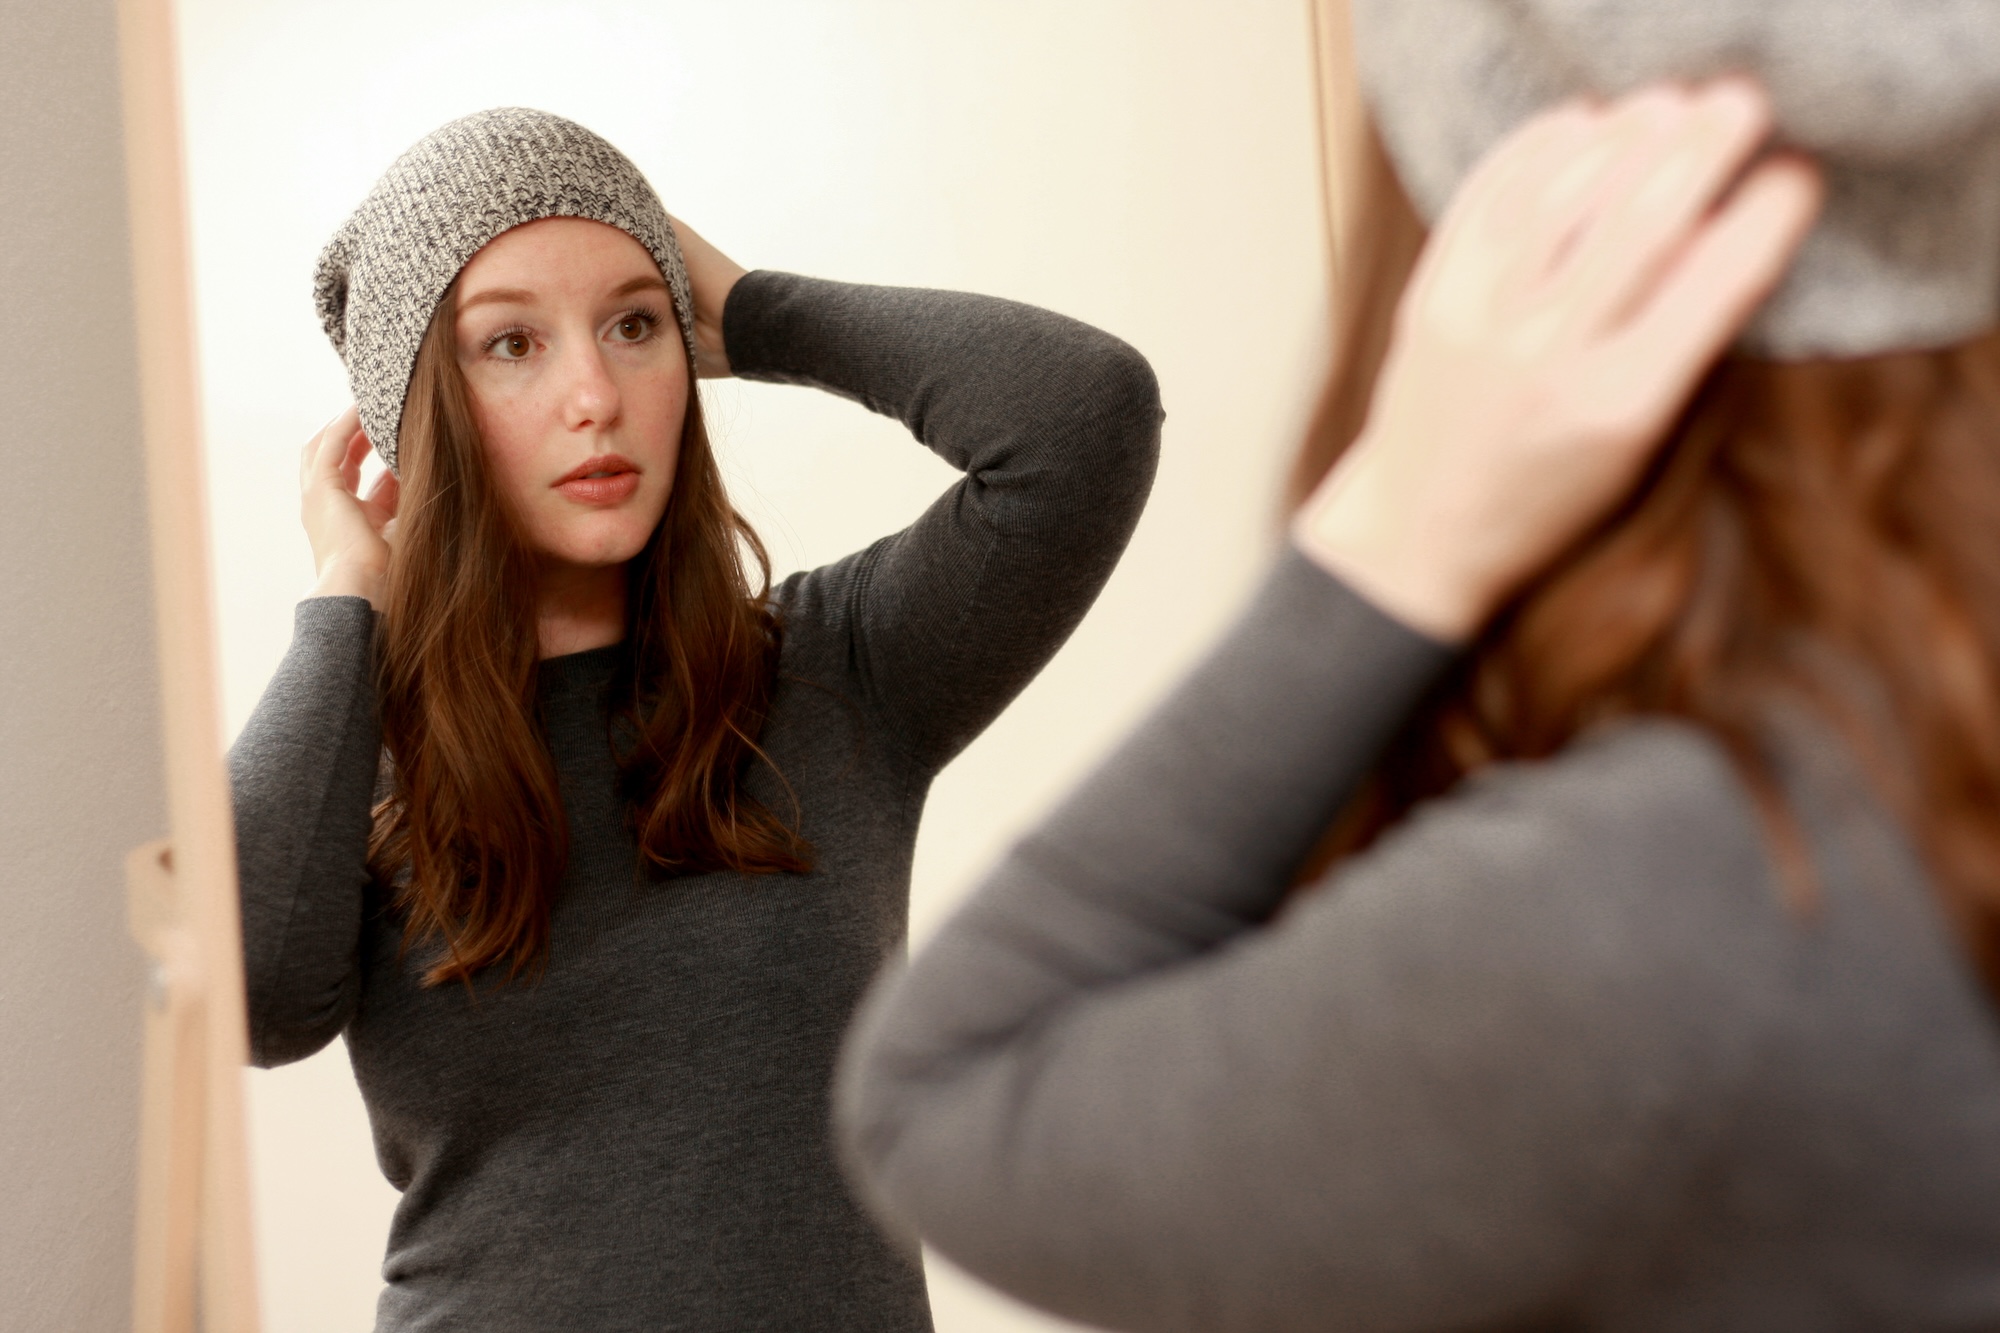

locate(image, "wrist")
(694, 265), (749, 380)
(308, 557), (386, 610)
(1292, 459), (1491, 644)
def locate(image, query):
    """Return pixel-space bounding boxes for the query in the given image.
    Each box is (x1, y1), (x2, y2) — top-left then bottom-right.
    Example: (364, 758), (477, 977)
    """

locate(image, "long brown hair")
(1293, 112), (2000, 984)
(368, 284), (810, 987)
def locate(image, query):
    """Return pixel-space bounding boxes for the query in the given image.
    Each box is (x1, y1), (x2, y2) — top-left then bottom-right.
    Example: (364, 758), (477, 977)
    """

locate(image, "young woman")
(836, 20), (2000, 1333)
(227, 108), (1159, 1331)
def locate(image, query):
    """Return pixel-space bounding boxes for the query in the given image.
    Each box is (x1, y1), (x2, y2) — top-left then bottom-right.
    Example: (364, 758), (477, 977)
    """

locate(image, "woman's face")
(452, 216), (688, 575)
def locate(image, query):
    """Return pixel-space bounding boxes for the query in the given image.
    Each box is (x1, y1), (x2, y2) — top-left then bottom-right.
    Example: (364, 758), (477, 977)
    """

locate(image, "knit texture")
(1350, 0), (2000, 358)
(312, 108), (698, 469)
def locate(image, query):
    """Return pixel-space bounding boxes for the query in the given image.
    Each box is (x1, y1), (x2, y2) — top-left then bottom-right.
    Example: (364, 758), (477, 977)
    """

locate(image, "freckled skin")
(440, 216), (693, 656)
(452, 217), (688, 579)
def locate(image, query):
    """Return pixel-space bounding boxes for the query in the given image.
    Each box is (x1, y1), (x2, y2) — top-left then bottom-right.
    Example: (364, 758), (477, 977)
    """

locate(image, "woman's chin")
(533, 523), (658, 572)
(529, 503), (668, 570)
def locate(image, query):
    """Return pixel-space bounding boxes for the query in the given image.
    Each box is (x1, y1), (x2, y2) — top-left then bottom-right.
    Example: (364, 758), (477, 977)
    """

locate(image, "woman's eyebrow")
(458, 275), (666, 316)
(458, 286), (535, 314)
(608, 275), (669, 299)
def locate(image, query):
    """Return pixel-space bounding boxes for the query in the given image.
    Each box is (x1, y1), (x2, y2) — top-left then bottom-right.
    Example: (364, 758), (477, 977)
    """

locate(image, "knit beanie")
(1348, 0), (2000, 359)
(312, 108), (698, 471)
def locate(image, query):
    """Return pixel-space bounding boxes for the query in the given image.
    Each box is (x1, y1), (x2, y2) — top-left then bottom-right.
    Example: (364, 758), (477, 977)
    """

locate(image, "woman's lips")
(554, 455), (640, 505)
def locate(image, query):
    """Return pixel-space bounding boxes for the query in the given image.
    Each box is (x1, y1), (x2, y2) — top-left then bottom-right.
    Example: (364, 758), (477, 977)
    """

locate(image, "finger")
(306, 405), (362, 489)
(302, 412), (339, 489)
(359, 466), (401, 530)
(1440, 86), (1697, 353)
(1553, 78), (1774, 333)
(1433, 98), (1602, 250)
(1470, 101), (1613, 285)
(1597, 155), (1823, 422)
(1401, 100), (1604, 327)
(340, 426), (376, 492)
(1533, 83), (1699, 236)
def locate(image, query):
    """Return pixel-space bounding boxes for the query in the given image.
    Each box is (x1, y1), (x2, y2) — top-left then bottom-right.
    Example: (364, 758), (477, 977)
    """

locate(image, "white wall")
(178, 3), (1328, 1329)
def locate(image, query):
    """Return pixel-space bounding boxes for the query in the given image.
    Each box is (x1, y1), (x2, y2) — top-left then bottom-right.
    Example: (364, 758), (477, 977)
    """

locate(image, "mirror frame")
(118, 0), (260, 1327)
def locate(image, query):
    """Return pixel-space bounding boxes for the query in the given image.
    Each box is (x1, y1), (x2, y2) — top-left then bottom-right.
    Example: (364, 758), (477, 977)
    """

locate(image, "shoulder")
(1374, 717), (1779, 921)
(1451, 718), (1773, 892)
(1420, 716), (1942, 966)
(1303, 720), (1796, 1078)
(1313, 716), (1979, 1089)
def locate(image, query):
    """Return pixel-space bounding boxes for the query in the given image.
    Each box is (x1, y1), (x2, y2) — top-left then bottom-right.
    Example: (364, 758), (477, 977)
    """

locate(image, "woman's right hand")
(301, 405), (399, 609)
(1295, 78), (1821, 643)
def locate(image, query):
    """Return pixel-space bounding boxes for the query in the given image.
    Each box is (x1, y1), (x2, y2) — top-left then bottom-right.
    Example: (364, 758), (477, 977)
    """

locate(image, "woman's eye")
(490, 331), (532, 360)
(612, 314), (654, 342)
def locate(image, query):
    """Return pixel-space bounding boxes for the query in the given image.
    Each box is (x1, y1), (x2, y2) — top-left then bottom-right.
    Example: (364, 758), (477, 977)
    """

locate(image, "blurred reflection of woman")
(228, 108), (1160, 1331)
(837, 5), (2000, 1327)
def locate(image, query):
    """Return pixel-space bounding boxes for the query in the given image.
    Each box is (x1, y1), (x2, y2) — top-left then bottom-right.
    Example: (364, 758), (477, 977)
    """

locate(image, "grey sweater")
(228, 272), (1161, 1332)
(836, 546), (2000, 1332)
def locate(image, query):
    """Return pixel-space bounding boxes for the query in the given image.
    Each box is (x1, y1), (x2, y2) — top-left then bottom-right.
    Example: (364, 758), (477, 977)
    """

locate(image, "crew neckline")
(535, 639), (626, 695)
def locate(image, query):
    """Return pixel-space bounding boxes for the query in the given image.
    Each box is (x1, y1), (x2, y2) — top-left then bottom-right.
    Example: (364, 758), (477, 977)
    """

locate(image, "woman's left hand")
(669, 214), (748, 378)
(1296, 78), (1822, 643)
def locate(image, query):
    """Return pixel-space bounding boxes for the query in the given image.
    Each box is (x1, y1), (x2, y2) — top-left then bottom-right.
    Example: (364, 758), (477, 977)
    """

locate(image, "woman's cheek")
(487, 437), (545, 517)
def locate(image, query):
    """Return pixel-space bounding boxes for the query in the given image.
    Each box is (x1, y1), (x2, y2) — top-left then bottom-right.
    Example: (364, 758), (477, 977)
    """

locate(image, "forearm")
(903, 546), (1454, 993)
(836, 543), (1455, 1147)
(722, 269), (1161, 514)
(229, 595), (383, 1064)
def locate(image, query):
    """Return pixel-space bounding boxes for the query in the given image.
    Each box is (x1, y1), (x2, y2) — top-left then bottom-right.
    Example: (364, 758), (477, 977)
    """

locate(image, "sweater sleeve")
(834, 546), (1785, 1333)
(228, 595), (383, 1067)
(722, 270), (1162, 772)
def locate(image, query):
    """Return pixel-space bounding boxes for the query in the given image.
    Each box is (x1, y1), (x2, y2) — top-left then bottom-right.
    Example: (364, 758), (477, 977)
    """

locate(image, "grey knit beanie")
(313, 108), (698, 470)
(1349, 0), (2000, 359)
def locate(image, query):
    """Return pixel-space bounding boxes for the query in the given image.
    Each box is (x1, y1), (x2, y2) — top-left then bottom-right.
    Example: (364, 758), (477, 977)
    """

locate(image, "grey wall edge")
(0, 1), (165, 1329)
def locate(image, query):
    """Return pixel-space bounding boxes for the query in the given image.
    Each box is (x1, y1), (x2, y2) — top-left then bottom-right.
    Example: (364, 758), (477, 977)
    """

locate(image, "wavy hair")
(367, 283), (810, 988)
(1292, 113), (2000, 986)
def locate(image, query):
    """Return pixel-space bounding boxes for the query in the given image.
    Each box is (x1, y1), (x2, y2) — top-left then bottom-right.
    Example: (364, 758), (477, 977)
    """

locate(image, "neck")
(535, 560), (628, 659)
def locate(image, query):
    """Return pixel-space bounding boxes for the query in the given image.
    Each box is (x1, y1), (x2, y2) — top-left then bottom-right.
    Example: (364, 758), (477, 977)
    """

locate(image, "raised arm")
(834, 549), (1783, 1331)
(722, 269), (1162, 771)
(230, 407), (399, 1066)
(836, 83), (1825, 1330)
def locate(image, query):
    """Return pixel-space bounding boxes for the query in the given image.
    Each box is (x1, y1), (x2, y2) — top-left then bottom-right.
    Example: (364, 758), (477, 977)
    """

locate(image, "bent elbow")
(245, 978), (355, 1069)
(1052, 336), (1164, 522)
(1087, 338), (1166, 468)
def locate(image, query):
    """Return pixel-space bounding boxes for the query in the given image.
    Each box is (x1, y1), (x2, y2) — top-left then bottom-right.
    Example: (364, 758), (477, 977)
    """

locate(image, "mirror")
(174, 3), (1334, 1329)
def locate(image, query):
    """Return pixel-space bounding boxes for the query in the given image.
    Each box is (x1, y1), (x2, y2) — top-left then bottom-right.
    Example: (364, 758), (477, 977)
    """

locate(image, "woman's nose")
(561, 341), (621, 431)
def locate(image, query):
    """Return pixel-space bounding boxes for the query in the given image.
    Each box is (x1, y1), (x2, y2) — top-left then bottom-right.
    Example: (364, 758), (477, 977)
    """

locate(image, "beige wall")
(181, 3), (1328, 1329)
(0, 3), (163, 1330)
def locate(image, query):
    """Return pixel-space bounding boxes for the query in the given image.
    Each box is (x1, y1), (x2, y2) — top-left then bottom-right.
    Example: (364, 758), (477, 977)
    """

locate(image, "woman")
(228, 108), (1160, 1331)
(835, 8), (2000, 1329)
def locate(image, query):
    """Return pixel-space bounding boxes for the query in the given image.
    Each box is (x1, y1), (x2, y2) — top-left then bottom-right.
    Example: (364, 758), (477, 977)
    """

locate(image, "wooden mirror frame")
(118, 0), (260, 1327)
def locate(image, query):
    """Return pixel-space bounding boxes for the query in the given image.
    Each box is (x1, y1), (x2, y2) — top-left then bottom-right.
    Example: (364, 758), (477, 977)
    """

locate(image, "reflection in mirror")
(180, 3), (1328, 1328)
